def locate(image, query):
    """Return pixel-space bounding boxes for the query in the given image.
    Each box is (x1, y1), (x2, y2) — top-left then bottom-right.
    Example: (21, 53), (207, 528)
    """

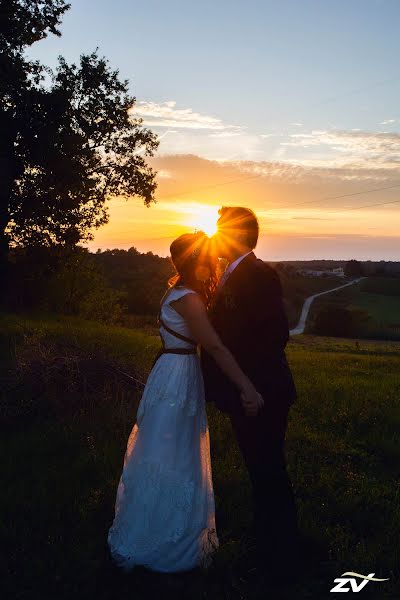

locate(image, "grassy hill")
(6, 245), (357, 331)
(1, 312), (399, 599)
(307, 277), (400, 340)
(279, 271), (349, 328)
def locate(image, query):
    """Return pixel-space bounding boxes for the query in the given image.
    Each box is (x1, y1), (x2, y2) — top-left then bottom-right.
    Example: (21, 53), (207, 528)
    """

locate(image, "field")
(279, 271), (348, 328)
(1, 312), (400, 599)
(307, 277), (400, 340)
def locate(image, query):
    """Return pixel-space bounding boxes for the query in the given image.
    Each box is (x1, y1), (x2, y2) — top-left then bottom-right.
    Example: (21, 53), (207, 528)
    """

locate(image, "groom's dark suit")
(201, 251), (298, 567)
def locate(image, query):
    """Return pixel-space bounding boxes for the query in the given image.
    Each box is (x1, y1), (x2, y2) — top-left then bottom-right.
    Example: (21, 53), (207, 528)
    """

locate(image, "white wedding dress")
(108, 286), (218, 572)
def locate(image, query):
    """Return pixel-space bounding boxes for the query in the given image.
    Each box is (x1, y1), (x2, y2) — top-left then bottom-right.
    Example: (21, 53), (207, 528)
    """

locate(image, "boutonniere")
(221, 285), (236, 309)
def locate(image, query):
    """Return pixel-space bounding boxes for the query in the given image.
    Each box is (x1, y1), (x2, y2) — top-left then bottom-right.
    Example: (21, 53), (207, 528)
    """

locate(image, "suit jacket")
(201, 252), (297, 414)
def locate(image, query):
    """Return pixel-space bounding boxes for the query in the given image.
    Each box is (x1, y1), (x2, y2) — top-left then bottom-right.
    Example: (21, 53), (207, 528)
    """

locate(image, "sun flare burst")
(188, 205), (219, 237)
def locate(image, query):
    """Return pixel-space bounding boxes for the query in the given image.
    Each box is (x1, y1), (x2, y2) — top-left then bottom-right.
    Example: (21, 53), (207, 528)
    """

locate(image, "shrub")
(312, 306), (370, 338)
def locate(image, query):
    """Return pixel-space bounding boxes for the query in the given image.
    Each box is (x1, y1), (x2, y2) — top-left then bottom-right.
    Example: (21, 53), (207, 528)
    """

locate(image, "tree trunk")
(0, 111), (15, 303)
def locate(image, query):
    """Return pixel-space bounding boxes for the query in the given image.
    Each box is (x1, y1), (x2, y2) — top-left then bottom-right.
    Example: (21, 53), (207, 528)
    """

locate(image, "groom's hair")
(218, 206), (259, 249)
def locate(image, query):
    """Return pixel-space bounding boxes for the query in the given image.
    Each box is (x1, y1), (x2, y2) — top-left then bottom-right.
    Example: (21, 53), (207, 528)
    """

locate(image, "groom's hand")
(240, 384), (264, 416)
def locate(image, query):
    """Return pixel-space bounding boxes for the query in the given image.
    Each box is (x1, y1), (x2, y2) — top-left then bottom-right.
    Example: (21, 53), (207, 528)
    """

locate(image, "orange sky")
(27, 1), (400, 261)
(88, 154), (400, 261)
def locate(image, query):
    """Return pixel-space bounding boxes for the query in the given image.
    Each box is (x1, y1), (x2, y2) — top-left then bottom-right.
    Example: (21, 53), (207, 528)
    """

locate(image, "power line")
(157, 172), (400, 213)
(278, 183), (400, 210)
(265, 182), (400, 213)
(155, 171), (264, 201)
(282, 197), (400, 220)
(331, 197), (400, 212)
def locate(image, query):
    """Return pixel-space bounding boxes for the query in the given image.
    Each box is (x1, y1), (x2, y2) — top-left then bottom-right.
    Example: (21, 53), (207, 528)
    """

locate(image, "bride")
(107, 231), (263, 573)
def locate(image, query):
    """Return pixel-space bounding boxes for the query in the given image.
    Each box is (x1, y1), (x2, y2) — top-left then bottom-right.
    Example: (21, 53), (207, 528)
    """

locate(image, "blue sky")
(26, 0), (400, 260)
(28, 0), (400, 135)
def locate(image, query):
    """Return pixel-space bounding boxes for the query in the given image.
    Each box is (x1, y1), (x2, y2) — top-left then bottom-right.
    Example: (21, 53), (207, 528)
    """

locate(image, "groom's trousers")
(229, 399), (298, 568)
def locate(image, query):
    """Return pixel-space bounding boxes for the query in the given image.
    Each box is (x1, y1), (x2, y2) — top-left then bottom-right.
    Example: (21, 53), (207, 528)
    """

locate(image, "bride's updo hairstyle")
(169, 231), (218, 306)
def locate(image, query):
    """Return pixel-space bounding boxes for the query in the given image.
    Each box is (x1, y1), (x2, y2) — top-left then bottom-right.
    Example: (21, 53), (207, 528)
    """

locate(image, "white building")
(331, 267), (345, 277)
(298, 267), (345, 278)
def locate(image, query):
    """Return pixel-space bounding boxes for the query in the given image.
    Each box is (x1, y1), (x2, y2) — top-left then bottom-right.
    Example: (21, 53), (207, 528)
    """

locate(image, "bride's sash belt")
(151, 316), (198, 367)
(158, 317), (197, 346)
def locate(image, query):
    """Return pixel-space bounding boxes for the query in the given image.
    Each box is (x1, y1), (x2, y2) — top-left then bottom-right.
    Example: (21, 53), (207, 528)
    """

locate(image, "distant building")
(297, 267), (345, 278)
(331, 267), (345, 277)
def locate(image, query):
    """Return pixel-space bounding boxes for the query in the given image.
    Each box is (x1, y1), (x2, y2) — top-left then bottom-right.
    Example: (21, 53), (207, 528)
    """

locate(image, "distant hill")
(5, 246), (399, 334)
(276, 259), (400, 275)
(307, 277), (400, 341)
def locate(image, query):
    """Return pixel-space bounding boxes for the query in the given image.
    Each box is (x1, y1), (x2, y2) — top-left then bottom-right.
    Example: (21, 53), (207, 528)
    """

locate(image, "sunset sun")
(189, 205), (219, 237)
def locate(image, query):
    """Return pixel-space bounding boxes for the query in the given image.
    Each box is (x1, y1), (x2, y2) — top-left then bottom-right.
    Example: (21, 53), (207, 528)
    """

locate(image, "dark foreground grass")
(1, 313), (399, 599)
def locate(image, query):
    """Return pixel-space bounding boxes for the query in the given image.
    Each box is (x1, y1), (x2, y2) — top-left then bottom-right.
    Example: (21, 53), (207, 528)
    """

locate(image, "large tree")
(0, 1), (158, 281)
(344, 259), (364, 277)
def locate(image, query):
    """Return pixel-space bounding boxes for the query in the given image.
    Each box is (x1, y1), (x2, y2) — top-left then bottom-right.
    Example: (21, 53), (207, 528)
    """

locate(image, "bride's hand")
(240, 381), (264, 416)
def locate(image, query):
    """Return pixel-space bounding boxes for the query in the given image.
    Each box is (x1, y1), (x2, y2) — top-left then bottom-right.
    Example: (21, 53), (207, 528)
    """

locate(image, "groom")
(201, 206), (298, 573)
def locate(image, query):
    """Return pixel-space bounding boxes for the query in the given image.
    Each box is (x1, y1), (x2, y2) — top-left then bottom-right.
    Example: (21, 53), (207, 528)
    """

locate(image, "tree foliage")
(1, 1), (70, 236)
(0, 0), (158, 267)
(344, 259), (364, 277)
(5, 245), (174, 320)
(0, 0), (69, 49)
(6, 245), (124, 322)
(312, 305), (370, 338)
(93, 248), (174, 315)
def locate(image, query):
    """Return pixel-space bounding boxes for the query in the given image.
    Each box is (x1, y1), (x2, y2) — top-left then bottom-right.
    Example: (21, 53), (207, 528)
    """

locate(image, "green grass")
(281, 274), (349, 328)
(307, 277), (400, 340)
(1, 312), (400, 599)
(0, 311), (158, 373)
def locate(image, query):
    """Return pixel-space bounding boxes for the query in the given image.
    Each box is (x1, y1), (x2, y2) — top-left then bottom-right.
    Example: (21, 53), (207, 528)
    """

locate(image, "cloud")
(132, 98), (400, 177)
(209, 131), (242, 138)
(131, 100), (242, 131)
(380, 119), (397, 125)
(149, 154), (400, 213)
(280, 129), (400, 170)
(291, 216), (332, 220)
(156, 169), (173, 179)
(227, 159), (307, 181)
(91, 153), (400, 260)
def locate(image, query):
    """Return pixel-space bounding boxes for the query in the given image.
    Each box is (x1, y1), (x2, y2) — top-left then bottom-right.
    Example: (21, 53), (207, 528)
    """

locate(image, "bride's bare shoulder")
(170, 291), (205, 317)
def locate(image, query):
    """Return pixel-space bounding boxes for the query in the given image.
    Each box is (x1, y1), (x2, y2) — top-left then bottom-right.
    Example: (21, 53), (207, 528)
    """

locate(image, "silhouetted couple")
(108, 206), (298, 580)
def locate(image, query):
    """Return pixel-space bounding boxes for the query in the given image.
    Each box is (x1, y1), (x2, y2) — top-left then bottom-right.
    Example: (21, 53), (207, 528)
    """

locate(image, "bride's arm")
(170, 294), (263, 416)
